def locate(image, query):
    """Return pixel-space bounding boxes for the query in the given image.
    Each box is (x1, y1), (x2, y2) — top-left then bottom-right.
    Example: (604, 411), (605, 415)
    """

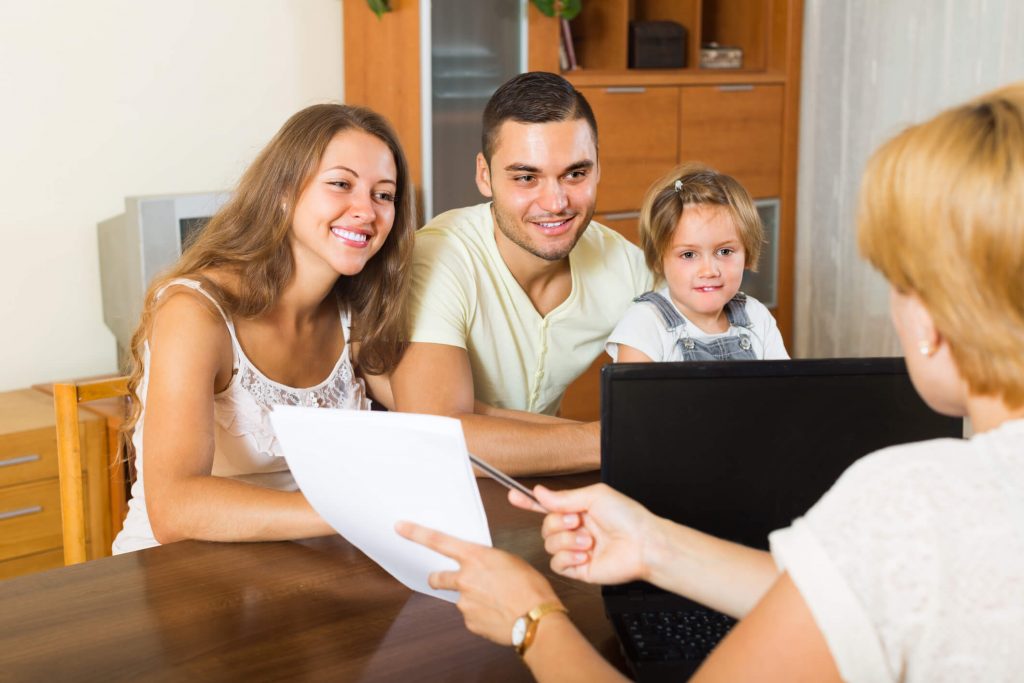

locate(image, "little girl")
(606, 163), (788, 362)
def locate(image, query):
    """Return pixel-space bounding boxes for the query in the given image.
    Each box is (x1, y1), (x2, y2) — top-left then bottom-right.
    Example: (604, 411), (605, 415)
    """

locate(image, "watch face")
(511, 616), (528, 646)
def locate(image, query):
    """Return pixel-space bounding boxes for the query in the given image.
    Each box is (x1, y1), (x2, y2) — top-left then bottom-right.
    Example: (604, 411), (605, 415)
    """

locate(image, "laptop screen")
(600, 358), (963, 551)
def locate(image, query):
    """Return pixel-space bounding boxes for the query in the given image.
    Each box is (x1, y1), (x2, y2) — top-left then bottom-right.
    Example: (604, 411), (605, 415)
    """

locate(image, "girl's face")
(290, 129), (398, 280)
(661, 204), (746, 331)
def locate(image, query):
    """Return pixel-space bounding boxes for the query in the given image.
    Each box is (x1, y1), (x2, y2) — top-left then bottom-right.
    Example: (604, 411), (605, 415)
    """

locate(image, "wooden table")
(0, 473), (627, 681)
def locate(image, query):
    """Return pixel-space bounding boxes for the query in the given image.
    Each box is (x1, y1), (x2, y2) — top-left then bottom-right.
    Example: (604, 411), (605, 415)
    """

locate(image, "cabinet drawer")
(679, 84), (784, 198)
(0, 478), (63, 562)
(0, 427), (59, 488)
(579, 86), (680, 213)
(0, 548), (64, 581)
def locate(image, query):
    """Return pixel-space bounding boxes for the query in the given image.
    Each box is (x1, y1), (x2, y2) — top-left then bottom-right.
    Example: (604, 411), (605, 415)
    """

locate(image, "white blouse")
(113, 278), (370, 553)
(770, 419), (1024, 682)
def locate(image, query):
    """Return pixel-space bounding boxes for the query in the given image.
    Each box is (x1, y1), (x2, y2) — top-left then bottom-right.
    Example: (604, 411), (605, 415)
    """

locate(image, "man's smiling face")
(476, 118), (599, 262)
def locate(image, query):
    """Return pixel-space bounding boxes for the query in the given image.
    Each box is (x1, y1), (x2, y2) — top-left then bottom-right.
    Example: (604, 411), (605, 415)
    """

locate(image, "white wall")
(794, 0), (1024, 358)
(0, 0), (343, 391)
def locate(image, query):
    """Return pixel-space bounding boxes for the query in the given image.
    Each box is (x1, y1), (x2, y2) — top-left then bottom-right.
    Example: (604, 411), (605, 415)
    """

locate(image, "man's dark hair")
(481, 71), (598, 164)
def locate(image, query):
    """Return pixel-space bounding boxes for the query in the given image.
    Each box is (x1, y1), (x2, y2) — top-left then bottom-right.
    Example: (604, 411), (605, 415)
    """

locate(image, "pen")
(468, 452), (549, 513)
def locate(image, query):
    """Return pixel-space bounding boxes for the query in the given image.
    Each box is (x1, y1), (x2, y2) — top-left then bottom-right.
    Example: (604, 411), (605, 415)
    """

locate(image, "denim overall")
(634, 291), (757, 361)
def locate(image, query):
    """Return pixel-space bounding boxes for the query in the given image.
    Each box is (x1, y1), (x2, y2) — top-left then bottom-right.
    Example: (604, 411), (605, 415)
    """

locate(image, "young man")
(391, 72), (651, 475)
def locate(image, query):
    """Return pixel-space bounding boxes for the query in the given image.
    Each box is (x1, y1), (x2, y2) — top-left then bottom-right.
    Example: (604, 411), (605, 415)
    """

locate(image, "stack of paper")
(269, 406), (492, 603)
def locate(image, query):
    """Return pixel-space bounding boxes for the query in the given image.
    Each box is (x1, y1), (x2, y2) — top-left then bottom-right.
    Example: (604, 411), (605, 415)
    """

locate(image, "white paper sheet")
(268, 406), (492, 603)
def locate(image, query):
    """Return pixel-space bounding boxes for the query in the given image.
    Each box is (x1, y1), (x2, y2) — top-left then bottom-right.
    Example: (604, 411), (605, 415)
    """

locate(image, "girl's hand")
(509, 483), (655, 585)
(395, 521), (562, 645)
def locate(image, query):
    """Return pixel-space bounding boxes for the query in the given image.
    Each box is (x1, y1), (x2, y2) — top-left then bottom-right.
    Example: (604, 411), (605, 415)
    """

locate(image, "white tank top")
(112, 278), (371, 553)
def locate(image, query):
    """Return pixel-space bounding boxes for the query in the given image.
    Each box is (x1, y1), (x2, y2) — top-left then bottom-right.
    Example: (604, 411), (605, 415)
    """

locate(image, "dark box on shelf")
(628, 21), (686, 69)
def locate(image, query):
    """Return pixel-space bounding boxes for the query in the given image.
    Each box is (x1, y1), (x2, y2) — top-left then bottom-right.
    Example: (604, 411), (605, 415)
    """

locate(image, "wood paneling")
(559, 355), (607, 422)
(0, 549), (63, 581)
(579, 85), (680, 213)
(773, 0), (804, 343)
(702, 0), (768, 71)
(678, 84), (783, 198)
(343, 0), (423, 194)
(528, 4), (561, 72)
(569, 2), (631, 70)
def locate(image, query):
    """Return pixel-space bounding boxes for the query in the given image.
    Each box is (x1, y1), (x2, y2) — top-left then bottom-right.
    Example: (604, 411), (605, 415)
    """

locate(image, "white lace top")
(769, 418), (1024, 682)
(112, 278), (371, 553)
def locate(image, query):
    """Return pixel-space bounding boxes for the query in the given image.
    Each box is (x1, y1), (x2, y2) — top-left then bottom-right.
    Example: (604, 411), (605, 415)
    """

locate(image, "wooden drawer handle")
(0, 505), (43, 521)
(602, 211), (641, 221)
(717, 84), (755, 92)
(604, 87), (646, 94)
(0, 454), (41, 468)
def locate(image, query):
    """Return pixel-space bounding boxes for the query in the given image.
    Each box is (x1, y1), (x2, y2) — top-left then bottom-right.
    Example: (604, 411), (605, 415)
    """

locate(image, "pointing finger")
(428, 570), (460, 592)
(395, 520), (475, 561)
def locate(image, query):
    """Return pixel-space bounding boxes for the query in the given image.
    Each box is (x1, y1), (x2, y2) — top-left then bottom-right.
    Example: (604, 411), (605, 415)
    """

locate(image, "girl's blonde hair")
(124, 104), (416, 432)
(858, 82), (1024, 407)
(638, 162), (764, 284)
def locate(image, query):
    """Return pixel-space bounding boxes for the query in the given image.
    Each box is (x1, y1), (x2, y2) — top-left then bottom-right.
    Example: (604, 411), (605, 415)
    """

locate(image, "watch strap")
(515, 602), (568, 656)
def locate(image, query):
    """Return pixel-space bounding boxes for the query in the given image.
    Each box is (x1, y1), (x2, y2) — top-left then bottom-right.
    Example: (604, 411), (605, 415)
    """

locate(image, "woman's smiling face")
(289, 129), (398, 279)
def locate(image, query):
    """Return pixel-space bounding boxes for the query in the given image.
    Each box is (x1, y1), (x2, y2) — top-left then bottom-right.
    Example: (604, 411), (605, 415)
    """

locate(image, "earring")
(918, 341), (932, 356)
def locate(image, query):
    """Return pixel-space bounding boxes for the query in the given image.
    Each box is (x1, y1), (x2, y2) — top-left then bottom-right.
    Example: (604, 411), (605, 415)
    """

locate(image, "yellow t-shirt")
(408, 203), (652, 415)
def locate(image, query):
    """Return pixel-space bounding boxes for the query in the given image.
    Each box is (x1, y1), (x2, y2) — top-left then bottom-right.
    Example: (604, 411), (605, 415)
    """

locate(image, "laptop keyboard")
(616, 609), (737, 662)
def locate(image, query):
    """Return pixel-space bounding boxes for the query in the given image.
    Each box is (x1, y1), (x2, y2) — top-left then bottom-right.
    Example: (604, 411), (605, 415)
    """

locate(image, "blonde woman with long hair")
(400, 83), (1024, 681)
(113, 104), (415, 553)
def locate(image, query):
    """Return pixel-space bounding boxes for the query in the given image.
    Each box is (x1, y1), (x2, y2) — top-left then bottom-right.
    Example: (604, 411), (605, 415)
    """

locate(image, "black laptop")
(600, 358), (963, 681)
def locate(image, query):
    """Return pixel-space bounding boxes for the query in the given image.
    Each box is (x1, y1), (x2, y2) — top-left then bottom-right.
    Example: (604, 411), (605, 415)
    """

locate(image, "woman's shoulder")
(827, 436), (971, 495)
(149, 273), (234, 348)
(803, 431), (1007, 542)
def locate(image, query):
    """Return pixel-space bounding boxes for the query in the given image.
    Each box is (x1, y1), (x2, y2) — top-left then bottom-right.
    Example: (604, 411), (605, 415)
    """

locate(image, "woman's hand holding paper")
(509, 483), (656, 586)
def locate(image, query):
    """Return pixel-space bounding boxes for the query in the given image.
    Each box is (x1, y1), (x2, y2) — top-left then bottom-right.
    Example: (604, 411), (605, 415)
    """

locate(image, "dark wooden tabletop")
(0, 473), (627, 681)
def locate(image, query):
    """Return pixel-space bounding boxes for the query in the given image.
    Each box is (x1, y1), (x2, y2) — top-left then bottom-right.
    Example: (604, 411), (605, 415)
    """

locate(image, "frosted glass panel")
(743, 199), (778, 308)
(430, 1), (523, 217)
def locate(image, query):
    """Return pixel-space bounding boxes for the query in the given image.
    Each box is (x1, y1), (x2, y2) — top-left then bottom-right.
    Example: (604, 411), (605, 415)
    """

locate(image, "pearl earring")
(918, 341), (932, 356)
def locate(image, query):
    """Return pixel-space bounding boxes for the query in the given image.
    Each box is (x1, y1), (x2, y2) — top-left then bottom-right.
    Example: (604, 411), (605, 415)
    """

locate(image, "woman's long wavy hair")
(123, 104), (416, 433)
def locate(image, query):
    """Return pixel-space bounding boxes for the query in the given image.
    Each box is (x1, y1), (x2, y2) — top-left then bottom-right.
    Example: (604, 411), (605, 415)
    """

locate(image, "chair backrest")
(53, 376), (130, 565)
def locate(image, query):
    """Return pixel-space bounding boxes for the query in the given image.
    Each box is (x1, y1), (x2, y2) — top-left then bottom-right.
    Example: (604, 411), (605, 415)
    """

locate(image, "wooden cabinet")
(0, 390), (109, 579)
(579, 86), (680, 214)
(679, 84), (784, 199)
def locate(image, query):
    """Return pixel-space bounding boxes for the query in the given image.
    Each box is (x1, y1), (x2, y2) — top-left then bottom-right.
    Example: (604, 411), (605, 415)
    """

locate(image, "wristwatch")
(511, 602), (568, 656)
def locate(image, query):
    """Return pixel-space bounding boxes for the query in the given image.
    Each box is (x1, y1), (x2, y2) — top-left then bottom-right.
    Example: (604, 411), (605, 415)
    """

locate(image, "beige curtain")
(794, 0), (1024, 358)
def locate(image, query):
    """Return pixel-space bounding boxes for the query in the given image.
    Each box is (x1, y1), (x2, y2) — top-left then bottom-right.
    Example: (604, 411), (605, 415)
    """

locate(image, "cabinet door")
(579, 86), (680, 213)
(679, 84), (783, 198)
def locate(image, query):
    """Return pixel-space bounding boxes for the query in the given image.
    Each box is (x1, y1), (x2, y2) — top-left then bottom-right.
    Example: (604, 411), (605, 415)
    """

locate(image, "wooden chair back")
(53, 376), (130, 565)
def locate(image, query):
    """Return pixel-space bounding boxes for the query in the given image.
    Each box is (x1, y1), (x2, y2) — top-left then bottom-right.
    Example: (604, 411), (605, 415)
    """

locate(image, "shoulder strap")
(724, 292), (753, 328)
(155, 277), (232, 326)
(633, 291), (685, 330)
